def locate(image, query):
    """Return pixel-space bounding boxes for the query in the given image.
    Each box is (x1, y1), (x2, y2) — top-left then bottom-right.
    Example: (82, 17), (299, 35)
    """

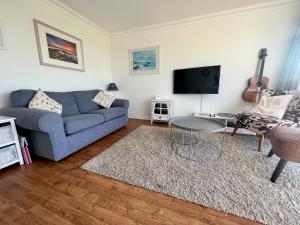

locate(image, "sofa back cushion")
(10, 89), (80, 117)
(72, 90), (102, 113)
(10, 89), (36, 107)
(45, 91), (80, 117)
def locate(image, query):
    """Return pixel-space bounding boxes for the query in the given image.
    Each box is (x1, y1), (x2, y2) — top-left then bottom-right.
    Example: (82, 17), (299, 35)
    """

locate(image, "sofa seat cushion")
(63, 114), (105, 135)
(88, 107), (126, 121)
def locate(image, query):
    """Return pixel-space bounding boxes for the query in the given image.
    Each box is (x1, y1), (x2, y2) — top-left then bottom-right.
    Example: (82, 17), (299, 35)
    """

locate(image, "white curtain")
(277, 25), (300, 90)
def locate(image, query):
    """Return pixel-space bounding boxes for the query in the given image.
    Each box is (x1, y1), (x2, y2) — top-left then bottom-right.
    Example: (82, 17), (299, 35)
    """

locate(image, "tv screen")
(173, 65), (221, 94)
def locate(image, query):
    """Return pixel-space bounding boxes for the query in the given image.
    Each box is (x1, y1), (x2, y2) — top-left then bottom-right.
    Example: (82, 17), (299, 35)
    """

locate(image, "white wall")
(0, 0), (111, 107)
(111, 3), (300, 119)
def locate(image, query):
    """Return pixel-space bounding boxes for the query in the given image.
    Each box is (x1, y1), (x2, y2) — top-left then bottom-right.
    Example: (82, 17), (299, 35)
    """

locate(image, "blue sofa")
(0, 89), (129, 161)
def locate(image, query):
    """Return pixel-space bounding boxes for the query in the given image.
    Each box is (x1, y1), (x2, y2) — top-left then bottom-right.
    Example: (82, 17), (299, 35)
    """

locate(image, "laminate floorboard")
(0, 119), (261, 225)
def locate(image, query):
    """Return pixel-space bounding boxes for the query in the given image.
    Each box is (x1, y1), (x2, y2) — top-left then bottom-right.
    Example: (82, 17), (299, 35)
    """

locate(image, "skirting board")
(129, 115), (151, 120)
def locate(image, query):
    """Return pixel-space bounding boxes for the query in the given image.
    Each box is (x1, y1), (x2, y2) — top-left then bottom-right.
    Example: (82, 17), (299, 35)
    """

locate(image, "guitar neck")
(258, 57), (265, 79)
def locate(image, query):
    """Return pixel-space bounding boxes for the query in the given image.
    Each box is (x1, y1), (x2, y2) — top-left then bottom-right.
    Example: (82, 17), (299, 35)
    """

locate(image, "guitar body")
(243, 76), (270, 102)
(243, 48), (270, 102)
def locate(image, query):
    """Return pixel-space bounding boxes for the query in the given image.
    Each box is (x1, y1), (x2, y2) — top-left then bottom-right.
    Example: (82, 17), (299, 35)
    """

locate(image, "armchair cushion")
(262, 89), (300, 124)
(249, 95), (293, 119)
(282, 96), (300, 124)
(235, 112), (297, 134)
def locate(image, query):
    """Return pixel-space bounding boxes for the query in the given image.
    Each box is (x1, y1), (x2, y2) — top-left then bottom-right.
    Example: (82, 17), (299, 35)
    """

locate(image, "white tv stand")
(194, 112), (235, 127)
(194, 112), (255, 135)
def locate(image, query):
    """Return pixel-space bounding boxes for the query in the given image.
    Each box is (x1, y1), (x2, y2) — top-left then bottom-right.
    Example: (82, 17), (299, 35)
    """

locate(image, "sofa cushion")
(72, 90), (102, 113)
(63, 114), (105, 135)
(10, 89), (80, 117)
(29, 89), (63, 114)
(88, 107), (126, 121)
(10, 89), (36, 107)
(92, 90), (115, 108)
(45, 91), (80, 117)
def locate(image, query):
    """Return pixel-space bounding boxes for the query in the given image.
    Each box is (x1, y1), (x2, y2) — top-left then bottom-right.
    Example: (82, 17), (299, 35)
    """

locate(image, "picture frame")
(33, 19), (85, 72)
(129, 45), (159, 75)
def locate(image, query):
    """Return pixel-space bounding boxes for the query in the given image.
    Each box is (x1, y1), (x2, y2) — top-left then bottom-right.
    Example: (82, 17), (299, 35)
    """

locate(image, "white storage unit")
(151, 99), (172, 124)
(0, 116), (24, 169)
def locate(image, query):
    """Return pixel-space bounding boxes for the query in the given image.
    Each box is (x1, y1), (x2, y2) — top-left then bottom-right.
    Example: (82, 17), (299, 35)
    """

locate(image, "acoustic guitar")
(243, 48), (270, 102)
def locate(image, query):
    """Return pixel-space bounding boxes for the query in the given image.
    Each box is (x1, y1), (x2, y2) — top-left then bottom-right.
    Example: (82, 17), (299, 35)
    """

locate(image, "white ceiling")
(59, 0), (277, 33)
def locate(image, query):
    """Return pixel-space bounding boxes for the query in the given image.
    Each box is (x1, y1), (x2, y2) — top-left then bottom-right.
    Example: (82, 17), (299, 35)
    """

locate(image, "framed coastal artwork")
(129, 46), (159, 75)
(33, 19), (85, 72)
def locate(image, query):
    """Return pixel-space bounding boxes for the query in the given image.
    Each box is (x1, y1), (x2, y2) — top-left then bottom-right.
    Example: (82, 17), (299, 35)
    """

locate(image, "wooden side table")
(0, 116), (24, 169)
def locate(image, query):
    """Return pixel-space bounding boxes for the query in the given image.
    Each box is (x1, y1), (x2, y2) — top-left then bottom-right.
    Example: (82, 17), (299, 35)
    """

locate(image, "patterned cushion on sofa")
(235, 112), (297, 134)
(92, 90), (115, 108)
(29, 89), (63, 114)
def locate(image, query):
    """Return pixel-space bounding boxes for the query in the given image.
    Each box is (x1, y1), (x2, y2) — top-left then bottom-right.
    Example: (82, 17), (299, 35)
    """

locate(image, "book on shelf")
(19, 136), (32, 164)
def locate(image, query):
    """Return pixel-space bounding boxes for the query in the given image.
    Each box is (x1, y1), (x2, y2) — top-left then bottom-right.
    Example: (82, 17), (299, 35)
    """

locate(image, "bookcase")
(151, 99), (172, 124)
(0, 116), (23, 169)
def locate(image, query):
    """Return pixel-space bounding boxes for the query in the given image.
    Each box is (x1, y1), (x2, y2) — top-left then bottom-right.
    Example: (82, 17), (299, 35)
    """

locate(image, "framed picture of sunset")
(33, 19), (85, 71)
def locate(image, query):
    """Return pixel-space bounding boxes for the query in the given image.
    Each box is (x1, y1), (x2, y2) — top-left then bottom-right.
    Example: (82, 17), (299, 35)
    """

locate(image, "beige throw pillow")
(28, 89), (63, 114)
(92, 90), (115, 108)
(250, 95), (293, 119)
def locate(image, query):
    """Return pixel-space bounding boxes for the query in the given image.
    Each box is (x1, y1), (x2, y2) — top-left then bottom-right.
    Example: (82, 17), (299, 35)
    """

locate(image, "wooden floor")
(0, 119), (261, 225)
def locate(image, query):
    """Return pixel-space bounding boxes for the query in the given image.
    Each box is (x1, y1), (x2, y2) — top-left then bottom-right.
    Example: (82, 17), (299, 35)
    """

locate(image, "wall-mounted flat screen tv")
(173, 65), (221, 94)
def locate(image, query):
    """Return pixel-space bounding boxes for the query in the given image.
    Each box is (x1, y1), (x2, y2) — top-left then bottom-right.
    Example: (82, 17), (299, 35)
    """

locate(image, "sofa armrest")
(0, 107), (65, 134)
(111, 99), (129, 109)
(0, 107), (67, 160)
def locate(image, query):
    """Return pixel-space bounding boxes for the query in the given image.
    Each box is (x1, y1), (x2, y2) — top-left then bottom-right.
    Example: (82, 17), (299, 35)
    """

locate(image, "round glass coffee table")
(169, 116), (226, 162)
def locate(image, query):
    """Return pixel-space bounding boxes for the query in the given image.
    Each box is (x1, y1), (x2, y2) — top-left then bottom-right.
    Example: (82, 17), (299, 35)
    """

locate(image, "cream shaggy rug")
(82, 125), (300, 225)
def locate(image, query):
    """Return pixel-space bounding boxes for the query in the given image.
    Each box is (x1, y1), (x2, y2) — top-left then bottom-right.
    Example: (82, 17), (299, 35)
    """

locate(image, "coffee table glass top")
(169, 116), (225, 132)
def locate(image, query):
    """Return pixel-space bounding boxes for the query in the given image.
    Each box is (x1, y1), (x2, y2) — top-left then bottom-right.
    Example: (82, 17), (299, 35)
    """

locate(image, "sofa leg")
(257, 134), (264, 152)
(267, 149), (274, 157)
(231, 126), (238, 136)
(271, 159), (288, 183)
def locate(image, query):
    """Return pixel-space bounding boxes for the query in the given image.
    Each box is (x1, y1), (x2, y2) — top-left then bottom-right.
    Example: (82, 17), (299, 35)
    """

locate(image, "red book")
(21, 146), (29, 164)
(25, 146), (32, 164)
(24, 138), (32, 164)
(19, 136), (32, 164)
